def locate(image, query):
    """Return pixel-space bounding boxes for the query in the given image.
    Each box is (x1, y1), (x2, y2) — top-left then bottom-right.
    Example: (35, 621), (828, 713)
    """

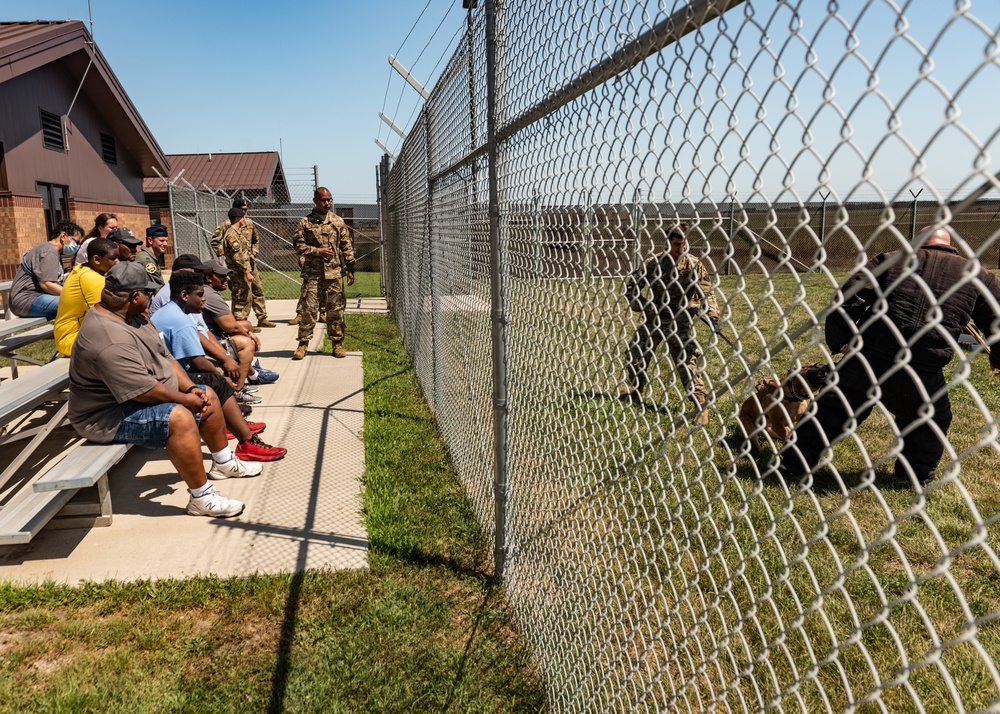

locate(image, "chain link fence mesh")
(167, 177), (379, 299)
(382, 0), (1000, 711)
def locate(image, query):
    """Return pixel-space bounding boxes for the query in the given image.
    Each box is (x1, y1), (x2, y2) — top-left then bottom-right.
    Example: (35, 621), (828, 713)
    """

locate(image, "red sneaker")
(225, 421), (267, 440)
(235, 434), (286, 462)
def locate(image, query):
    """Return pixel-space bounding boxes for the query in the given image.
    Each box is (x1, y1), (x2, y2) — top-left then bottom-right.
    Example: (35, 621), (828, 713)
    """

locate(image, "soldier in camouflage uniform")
(135, 224), (168, 287)
(621, 224), (720, 425)
(210, 202), (274, 328)
(291, 187), (355, 359)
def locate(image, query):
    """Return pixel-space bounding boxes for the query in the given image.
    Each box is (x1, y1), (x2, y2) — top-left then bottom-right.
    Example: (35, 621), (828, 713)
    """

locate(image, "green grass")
(0, 313), (548, 713)
(472, 270), (1000, 711)
(256, 270), (382, 300)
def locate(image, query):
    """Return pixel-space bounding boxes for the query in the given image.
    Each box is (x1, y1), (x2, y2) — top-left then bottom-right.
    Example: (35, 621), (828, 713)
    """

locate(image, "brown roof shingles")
(142, 152), (281, 194)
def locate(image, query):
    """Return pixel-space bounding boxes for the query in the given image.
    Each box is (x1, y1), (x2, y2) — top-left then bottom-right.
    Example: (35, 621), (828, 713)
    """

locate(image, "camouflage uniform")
(624, 251), (719, 402)
(211, 217), (268, 321)
(293, 209), (355, 346)
(134, 246), (163, 287)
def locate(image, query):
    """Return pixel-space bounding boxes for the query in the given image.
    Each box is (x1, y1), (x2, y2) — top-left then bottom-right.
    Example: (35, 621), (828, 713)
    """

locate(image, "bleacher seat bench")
(0, 323), (56, 379)
(0, 442), (132, 545)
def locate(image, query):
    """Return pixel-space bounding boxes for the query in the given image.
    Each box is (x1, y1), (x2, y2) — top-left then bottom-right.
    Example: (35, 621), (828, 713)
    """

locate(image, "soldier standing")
(621, 224), (719, 425)
(135, 224), (168, 287)
(211, 201), (274, 328)
(292, 187), (355, 359)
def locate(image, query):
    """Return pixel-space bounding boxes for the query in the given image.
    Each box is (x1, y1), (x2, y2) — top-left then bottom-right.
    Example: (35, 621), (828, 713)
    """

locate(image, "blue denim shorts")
(112, 386), (206, 449)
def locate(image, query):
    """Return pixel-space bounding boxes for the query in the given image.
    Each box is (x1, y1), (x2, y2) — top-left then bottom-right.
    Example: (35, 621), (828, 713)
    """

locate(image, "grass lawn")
(0, 313), (548, 713)
(256, 270), (382, 301)
(471, 269), (1000, 711)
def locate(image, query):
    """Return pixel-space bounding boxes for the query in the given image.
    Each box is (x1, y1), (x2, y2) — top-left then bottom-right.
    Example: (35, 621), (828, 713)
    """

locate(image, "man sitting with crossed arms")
(68, 262), (257, 518)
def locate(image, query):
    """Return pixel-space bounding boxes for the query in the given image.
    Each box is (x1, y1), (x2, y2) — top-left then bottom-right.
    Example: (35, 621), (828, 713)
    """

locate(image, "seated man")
(9, 220), (84, 318)
(150, 254), (268, 398)
(54, 237), (120, 356)
(150, 255), (252, 396)
(150, 270), (286, 462)
(109, 227), (143, 262)
(200, 259), (279, 385)
(68, 262), (261, 518)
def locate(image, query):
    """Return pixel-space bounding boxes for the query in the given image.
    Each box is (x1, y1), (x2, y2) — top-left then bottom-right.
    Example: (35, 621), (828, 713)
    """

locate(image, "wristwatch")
(184, 385), (200, 394)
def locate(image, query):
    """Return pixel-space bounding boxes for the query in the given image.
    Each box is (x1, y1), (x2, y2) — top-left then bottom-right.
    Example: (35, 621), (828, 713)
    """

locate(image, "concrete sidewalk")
(0, 299), (371, 585)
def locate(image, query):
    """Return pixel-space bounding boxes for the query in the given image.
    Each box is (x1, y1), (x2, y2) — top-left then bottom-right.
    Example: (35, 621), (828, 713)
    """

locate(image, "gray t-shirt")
(201, 285), (232, 337)
(9, 242), (63, 315)
(68, 308), (178, 443)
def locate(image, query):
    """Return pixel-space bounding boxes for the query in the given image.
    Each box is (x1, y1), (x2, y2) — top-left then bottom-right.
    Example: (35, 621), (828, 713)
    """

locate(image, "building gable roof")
(142, 152), (287, 197)
(0, 20), (168, 176)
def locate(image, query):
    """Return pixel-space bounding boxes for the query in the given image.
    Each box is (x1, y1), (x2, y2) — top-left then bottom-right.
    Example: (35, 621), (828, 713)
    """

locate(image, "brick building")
(0, 20), (168, 279)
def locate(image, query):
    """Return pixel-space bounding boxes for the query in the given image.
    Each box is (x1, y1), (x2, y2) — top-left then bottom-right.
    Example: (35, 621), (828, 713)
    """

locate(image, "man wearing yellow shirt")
(54, 237), (120, 356)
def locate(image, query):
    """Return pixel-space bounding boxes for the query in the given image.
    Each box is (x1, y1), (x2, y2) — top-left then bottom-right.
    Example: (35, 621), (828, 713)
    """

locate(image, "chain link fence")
(166, 176), (380, 299)
(381, 0), (1000, 711)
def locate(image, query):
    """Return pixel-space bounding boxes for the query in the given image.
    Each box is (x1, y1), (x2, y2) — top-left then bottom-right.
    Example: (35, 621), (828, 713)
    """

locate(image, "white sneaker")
(186, 486), (245, 517)
(208, 456), (263, 481)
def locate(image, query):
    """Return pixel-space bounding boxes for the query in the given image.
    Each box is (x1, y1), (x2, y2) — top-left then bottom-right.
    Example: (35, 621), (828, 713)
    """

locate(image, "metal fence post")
(486, 0), (508, 579)
(819, 190), (830, 245)
(910, 188), (923, 241)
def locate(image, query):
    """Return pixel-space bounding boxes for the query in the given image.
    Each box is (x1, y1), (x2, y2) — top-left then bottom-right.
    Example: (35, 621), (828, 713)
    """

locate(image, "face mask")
(62, 241), (80, 257)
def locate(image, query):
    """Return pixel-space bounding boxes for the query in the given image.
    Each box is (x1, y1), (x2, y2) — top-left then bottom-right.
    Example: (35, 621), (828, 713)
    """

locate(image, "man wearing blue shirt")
(151, 271), (286, 463)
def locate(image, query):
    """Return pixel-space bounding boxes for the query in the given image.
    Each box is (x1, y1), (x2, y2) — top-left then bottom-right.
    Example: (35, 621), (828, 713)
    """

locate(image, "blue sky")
(4, 1), (998, 206)
(2, 0), (468, 202)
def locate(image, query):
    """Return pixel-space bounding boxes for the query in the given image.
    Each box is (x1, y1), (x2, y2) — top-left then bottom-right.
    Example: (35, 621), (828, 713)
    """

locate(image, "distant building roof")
(143, 152), (288, 198)
(0, 20), (168, 176)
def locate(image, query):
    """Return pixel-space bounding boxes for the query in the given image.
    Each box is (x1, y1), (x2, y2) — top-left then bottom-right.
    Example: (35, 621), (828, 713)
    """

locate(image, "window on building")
(101, 133), (117, 165)
(37, 182), (69, 237)
(40, 110), (64, 151)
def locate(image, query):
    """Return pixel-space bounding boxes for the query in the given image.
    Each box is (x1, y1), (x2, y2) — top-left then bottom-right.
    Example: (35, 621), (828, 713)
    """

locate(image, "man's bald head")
(922, 227), (952, 248)
(313, 187), (333, 215)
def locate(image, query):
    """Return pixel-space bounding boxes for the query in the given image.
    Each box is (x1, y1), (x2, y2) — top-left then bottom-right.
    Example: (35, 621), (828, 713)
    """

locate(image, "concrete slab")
(0, 299), (369, 585)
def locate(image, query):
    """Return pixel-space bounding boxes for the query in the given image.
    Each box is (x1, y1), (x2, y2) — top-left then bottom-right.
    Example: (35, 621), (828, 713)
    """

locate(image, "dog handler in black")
(782, 227), (1000, 486)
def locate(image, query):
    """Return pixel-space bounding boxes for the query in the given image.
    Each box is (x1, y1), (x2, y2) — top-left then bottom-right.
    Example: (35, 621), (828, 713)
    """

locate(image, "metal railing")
(380, 1), (1000, 711)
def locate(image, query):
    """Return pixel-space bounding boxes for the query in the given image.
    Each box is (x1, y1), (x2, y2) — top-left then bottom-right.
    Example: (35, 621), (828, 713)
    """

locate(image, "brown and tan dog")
(739, 362), (830, 456)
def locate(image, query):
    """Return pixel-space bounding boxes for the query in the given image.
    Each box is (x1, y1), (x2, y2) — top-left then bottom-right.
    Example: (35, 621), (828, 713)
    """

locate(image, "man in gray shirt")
(9, 221), (83, 318)
(69, 261), (262, 518)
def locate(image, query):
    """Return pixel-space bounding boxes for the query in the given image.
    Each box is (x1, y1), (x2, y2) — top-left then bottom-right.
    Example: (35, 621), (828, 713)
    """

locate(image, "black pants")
(782, 353), (952, 483)
(187, 371), (235, 404)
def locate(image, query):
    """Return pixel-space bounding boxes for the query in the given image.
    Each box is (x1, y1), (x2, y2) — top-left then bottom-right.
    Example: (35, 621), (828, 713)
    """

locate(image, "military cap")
(146, 224), (169, 238)
(228, 207), (245, 220)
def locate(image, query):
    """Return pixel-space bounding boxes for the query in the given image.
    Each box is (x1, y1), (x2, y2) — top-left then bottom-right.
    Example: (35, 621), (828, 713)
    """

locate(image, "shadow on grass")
(440, 582), (498, 714)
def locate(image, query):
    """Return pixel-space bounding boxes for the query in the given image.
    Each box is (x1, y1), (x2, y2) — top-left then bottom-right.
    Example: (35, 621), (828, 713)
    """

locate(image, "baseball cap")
(105, 261), (160, 292)
(108, 227), (142, 247)
(205, 258), (233, 276)
(171, 253), (214, 271)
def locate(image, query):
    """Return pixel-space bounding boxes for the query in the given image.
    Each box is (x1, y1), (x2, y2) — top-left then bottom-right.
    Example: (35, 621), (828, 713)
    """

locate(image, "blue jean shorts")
(112, 386), (206, 449)
(27, 293), (60, 319)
